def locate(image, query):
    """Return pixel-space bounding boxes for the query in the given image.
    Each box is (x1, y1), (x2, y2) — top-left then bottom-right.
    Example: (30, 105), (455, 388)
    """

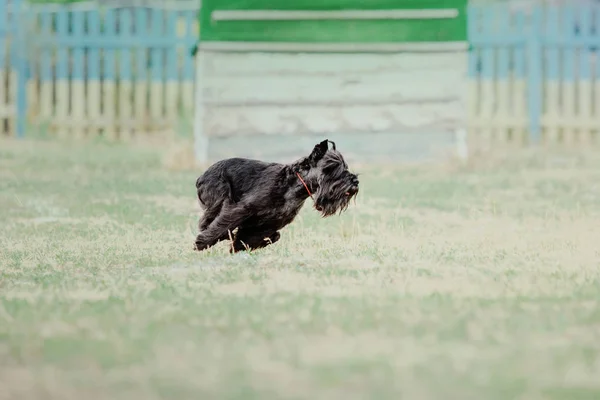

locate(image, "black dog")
(193, 139), (359, 253)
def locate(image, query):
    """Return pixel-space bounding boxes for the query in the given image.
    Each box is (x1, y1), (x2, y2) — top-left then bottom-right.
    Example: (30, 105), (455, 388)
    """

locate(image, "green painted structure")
(199, 0), (467, 44)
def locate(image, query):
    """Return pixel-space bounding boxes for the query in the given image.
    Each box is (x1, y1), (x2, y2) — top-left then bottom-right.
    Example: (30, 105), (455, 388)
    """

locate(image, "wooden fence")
(9, 2), (600, 149)
(0, 0), (199, 139)
(468, 3), (600, 147)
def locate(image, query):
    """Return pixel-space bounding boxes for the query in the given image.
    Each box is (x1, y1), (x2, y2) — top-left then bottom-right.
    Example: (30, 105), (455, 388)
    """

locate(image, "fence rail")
(0, 0), (199, 139)
(468, 3), (600, 147)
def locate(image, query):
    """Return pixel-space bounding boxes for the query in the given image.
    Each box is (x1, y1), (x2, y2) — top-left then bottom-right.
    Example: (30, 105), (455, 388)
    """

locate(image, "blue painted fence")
(0, 0), (199, 139)
(468, 3), (600, 146)
(6, 1), (600, 146)
(0, 0), (28, 136)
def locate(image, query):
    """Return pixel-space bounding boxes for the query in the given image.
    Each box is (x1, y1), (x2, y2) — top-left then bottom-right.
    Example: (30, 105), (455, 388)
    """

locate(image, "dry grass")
(161, 138), (199, 171)
(1, 138), (600, 400)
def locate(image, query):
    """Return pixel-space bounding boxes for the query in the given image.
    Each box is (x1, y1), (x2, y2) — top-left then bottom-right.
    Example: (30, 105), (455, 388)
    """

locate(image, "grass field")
(1, 138), (600, 400)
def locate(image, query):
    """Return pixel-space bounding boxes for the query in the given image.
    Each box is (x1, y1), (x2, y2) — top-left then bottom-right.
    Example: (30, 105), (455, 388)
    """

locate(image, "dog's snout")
(347, 185), (358, 196)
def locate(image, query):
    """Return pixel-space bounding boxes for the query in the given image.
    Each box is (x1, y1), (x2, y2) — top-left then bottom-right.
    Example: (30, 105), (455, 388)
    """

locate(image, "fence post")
(0, 0), (6, 136)
(15, 0), (28, 138)
(526, 6), (542, 145)
(193, 48), (208, 166)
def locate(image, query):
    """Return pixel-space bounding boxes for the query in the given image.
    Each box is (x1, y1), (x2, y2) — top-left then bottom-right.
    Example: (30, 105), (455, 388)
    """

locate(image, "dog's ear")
(292, 157), (311, 172)
(309, 140), (329, 164)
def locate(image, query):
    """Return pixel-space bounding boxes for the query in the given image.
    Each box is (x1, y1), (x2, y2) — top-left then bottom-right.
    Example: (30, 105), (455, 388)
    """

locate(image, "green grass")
(2, 138), (600, 400)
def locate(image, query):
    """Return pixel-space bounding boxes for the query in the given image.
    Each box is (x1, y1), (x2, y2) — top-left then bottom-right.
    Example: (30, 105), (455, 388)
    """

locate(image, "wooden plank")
(479, 7), (496, 144)
(512, 10), (527, 145)
(6, 31), (17, 134)
(14, 3), (30, 137)
(0, 65), (6, 132)
(26, 11), (39, 124)
(103, 9), (118, 140)
(118, 8), (134, 141)
(150, 8), (165, 133)
(202, 71), (464, 104)
(0, 64), (10, 134)
(495, 6), (511, 143)
(540, 116), (598, 131)
(7, 69), (17, 135)
(576, 4), (593, 146)
(200, 0), (467, 44)
(55, 9), (70, 138)
(165, 9), (179, 135)
(27, 0), (199, 12)
(203, 0), (462, 11)
(134, 8), (149, 134)
(595, 6), (600, 145)
(544, 6), (560, 145)
(202, 102), (464, 137)
(201, 97), (459, 107)
(2, 0), (17, 135)
(181, 10), (196, 119)
(561, 6), (577, 145)
(39, 10), (53, 134)
(87, 10), (101, 137)
(205, 52), (466, 76)
(0, 0), (6, 134)
(211, 9), (460, 21)
(526, 7), (543, 145)
(193, 51), (208, 165)
(198, 41), (469, 53)
(466, 5), (481, 147)
(71, 9), (86, 139)
(0, 0), (7, 134)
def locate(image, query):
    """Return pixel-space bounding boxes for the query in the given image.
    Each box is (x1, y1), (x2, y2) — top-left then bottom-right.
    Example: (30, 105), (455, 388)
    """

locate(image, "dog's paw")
(193, 238), (210, 252)
(263, 232), (281, 244)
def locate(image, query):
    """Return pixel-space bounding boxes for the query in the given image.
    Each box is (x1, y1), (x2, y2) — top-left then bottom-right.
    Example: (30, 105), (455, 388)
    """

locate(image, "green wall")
(200, 0), (467, 43)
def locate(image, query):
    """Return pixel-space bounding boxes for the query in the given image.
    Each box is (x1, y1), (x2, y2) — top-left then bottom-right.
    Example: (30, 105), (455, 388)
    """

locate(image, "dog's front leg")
(198, 201), (223, 232)
(193, 204), (249, 251)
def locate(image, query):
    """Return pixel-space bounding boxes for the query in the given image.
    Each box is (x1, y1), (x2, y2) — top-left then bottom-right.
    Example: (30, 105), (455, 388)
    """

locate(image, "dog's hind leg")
(196, 173), (233, 233)
(230, 228), (280, 253)
(193, 204), (249, 251)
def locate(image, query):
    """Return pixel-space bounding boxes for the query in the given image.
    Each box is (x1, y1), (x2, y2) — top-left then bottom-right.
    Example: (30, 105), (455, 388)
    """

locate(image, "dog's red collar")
(296, 172), (313, 200)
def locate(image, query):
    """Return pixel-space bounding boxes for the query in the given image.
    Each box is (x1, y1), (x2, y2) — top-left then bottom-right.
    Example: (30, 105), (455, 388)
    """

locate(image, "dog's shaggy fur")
(193, 139), (359, 253)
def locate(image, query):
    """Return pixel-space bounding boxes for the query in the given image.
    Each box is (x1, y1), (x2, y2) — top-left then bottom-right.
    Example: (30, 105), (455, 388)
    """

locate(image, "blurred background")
(4, 3), (600, 398)
(1, 0), (598, 162)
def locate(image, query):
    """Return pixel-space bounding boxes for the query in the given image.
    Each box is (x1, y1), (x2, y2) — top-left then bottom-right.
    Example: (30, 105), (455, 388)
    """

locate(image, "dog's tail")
(195, 164), (235, 208)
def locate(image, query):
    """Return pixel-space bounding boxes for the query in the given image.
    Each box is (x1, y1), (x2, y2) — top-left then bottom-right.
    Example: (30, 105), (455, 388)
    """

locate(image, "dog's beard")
(313, 181), (359, 217)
